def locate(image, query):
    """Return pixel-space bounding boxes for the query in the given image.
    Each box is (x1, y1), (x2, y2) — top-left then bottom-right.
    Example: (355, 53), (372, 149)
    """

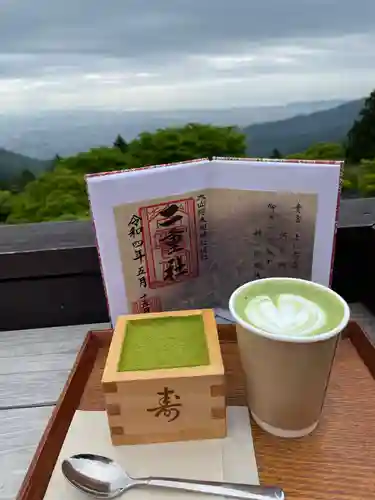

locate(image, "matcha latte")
(229, 278), (350, 342)
(229, 278), (350, 438)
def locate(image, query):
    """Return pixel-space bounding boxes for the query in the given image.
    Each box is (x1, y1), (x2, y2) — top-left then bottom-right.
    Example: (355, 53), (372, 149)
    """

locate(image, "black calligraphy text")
(128, 213), (149, 310)
(147, 387), (182, 422)
(197, 194), (208, 261)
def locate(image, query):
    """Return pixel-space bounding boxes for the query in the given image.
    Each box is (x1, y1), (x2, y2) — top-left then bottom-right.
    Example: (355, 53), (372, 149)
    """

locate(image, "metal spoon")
(62, 453), (284, 499)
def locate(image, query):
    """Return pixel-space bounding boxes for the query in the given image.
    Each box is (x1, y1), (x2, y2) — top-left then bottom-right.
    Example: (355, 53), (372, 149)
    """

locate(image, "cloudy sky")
(0, 0), (375, 112)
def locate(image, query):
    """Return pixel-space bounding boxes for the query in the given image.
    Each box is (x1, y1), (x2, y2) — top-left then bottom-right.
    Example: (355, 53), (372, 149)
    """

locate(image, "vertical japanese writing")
(292, 201), (303, 272)
(267, 203), (277, 220)
(128, 214), (147, 289)
(158, 204), (188, 282)
(128, 214), (152, 313)
(263, 202), (278, 276)
(197, 194), (208, 261)
(139, 199), (199, 289)
(131, 295), (162, 314)
(251, 198), (306, 280)
(252, 228), (264, 279)
(137, 294), (150, 313)
(294, 201), (302, 224)
(276, 230), (288, 272)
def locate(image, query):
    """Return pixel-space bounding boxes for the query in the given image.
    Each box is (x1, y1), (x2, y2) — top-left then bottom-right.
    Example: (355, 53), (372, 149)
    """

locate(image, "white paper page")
(87, 159), (213, 324)
(44, 406), (258, 500)
(87, 158), (341, 323)
(210, 158), (341, 287)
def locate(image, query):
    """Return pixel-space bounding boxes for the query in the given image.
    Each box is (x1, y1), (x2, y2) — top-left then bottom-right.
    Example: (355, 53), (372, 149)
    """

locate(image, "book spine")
(329, 161), (345, 287)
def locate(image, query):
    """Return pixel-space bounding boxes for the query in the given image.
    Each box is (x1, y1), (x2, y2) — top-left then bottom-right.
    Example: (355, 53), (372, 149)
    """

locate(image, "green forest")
(1, 90), (375, 225)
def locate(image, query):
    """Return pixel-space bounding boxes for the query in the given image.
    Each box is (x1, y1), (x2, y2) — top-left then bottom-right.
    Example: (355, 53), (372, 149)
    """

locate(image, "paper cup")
(229, 278), (350, 438)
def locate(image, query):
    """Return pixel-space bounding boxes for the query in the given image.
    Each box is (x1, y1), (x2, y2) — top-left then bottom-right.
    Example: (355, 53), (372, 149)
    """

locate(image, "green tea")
(118, 314), (209, 371)
(233, 279), (346, 337)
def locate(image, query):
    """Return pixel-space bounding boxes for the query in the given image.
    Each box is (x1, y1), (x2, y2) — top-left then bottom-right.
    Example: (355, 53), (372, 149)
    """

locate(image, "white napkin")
(44, 406), (258, 500)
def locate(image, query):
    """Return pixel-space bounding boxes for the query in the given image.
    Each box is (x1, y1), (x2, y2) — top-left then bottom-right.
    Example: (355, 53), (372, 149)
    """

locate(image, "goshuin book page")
(86, 157), (342, 323)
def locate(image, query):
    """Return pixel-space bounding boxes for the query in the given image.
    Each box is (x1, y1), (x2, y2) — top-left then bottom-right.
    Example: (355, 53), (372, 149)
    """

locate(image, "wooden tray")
(17, 321), (375, 500)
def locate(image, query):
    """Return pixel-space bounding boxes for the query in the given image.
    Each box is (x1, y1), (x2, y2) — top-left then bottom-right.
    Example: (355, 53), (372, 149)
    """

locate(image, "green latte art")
(244, 294), (326, 337)
(233, 279), (346, 337)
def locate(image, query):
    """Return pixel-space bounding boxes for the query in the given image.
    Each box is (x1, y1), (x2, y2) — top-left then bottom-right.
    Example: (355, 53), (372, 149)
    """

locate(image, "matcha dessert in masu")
(118, 314), (210, 371)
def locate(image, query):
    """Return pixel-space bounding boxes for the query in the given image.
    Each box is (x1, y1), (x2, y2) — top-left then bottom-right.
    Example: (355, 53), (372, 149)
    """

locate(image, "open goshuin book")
(86, 157), (343, 325)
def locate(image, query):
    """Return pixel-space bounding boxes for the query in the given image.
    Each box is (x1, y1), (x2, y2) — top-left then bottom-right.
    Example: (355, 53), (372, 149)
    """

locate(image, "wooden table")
(1, 303), (374, 500)
(0, 322), (109, 499)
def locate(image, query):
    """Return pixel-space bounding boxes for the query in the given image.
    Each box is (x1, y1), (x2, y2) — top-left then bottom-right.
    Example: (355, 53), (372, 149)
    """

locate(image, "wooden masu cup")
(102, 309), (226, 445)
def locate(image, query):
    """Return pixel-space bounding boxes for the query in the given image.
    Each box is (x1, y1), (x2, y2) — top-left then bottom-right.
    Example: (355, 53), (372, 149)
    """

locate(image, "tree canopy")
(124, 123), (246, 168)
(3, 124), (247, 223)
(7, 167), (89, 224)
(346, 90), (375, 163)
(113, 134), (129, 153)
(270, 148), (282, 158)
(59, 147), (129, 175)
(0, 190), (12, 222)
(287, 142), (345, 160)
(4, 90), (375, 225)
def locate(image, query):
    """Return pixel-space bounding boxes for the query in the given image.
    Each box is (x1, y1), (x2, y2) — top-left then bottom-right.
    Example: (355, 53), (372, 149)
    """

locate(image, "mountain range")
(0, 98), (363, 182)
(244, 98), (364, 157)
(0, 149), (51, 183)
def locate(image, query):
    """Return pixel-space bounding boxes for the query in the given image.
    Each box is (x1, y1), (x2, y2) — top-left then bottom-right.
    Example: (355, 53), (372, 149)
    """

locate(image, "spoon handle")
(142, 477), (284, 499)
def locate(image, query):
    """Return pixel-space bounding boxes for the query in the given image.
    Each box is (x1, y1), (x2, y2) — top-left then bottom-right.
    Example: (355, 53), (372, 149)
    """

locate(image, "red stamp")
(131, 294), (162, 314)
(139, 198), (199, 289)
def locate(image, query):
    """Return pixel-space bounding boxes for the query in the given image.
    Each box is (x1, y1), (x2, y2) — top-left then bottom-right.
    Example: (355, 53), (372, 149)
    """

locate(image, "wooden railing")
(1, 198), (375, 331)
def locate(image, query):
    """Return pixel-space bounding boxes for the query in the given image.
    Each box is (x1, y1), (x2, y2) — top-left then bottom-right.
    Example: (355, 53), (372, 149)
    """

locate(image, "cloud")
(0, 0), (375, 111)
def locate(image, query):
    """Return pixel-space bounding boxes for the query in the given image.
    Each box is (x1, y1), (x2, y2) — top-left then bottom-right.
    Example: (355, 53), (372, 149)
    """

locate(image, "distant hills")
(0, 98), (364, 184)
(0, 99), (346, 160)
(0, 148), (51, 184)
(243, 99), (364, 157)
